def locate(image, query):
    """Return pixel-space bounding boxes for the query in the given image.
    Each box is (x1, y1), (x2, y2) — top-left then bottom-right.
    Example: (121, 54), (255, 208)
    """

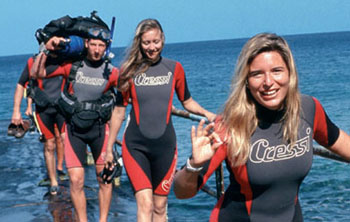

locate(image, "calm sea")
(0, 32), (349, 221)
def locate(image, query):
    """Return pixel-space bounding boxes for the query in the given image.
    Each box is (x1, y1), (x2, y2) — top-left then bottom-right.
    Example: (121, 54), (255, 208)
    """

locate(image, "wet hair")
(219, 33), (301, 167)
(118, 19), (165, 91)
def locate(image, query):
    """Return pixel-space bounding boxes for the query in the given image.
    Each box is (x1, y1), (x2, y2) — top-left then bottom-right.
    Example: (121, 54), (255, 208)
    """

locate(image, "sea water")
(0, 31), (349, 221)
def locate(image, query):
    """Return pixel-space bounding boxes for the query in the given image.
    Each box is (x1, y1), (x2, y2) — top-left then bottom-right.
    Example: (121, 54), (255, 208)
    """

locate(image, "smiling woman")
(140, 28), (164, 61)
(173, 32), (350, 222)
(247, 51), (290, 111)
(105, 18), (216, 222)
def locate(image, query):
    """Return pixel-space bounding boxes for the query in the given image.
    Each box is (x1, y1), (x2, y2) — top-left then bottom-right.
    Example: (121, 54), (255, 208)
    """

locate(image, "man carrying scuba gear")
(32, 22), (119, 222)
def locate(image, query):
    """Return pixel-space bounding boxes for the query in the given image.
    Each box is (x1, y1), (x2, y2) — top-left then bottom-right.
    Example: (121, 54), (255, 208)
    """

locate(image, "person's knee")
(141, 201), (154, 215)
(45, 139), (56, 152)
(153, 200), (167, 215)
(138, 196), (154, 214)
(69, 173), (84, 190)
(136, 189), (155, 215)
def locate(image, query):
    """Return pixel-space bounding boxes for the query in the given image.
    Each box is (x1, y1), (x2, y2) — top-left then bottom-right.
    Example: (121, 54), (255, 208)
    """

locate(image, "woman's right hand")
(190, 120), (222, 168)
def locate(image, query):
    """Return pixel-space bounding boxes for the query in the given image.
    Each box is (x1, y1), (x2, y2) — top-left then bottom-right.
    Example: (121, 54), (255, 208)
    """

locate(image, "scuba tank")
(56, 35), (85, 58)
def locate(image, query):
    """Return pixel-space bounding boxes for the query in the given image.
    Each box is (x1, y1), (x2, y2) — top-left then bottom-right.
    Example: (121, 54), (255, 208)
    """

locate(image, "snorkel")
(104, 16), (116, 62)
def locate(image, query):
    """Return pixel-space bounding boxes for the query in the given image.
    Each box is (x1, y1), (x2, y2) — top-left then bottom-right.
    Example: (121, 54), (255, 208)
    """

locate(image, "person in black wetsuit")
(105, 19), (216, 222)
(12, 55), (68, 194)
(173, 33), (350, 222)
(34, 31), (119, 222)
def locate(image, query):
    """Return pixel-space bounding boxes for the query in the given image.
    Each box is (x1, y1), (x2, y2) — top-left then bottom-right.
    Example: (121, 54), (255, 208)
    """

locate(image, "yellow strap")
(32, 111), (42, 134)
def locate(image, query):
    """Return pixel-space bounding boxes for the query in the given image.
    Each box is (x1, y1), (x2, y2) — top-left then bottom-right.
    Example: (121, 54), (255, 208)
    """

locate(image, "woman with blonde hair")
(105, 19), (215, 222)
(173, 33), (350, 222)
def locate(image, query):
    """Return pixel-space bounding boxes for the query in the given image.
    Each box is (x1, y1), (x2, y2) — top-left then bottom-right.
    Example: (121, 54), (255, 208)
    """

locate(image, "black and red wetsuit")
(121, 57), (191, 195)
(46, 59), (119, 168)
(198, 95), (340, 222)
(19, 57), (65, 140)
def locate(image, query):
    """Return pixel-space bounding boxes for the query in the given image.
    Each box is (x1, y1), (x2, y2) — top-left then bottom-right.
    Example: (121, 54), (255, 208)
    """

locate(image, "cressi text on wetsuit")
(121, 57), (191, 195)
(47, 59), (119, 168)
(198, 95), (340, 222)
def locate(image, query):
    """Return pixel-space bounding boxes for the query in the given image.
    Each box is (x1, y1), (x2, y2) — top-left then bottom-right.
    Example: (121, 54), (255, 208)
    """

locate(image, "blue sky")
(1, 0), (350, 57)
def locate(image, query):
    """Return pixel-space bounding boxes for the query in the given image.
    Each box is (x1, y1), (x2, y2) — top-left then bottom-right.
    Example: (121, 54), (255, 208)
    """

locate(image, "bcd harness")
(27, 57), (57, 108)
(28, 79), (57, 108)
(29, 11), (116, 129)
(57, 60), (116, 129)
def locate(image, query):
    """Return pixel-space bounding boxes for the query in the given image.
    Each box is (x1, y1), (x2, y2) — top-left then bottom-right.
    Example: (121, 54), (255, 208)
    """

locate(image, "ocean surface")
(0, 31), (350, 221)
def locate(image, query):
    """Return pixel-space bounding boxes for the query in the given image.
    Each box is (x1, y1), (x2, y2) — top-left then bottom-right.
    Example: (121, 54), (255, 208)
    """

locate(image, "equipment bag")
(35, 11), (109, 44)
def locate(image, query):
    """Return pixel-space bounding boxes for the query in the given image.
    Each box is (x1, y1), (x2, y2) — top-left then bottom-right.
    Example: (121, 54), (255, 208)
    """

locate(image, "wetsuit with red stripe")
(46, 59), (119, 168)
(19, 57), (65, 139)
(121, 57), (191, 195)
(198, 95), (340, 222)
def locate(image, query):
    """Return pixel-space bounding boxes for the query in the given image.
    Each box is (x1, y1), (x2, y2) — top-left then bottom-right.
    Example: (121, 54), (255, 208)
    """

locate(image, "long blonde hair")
(118, 19), (165, 91)
(220, 33), (301, 167)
